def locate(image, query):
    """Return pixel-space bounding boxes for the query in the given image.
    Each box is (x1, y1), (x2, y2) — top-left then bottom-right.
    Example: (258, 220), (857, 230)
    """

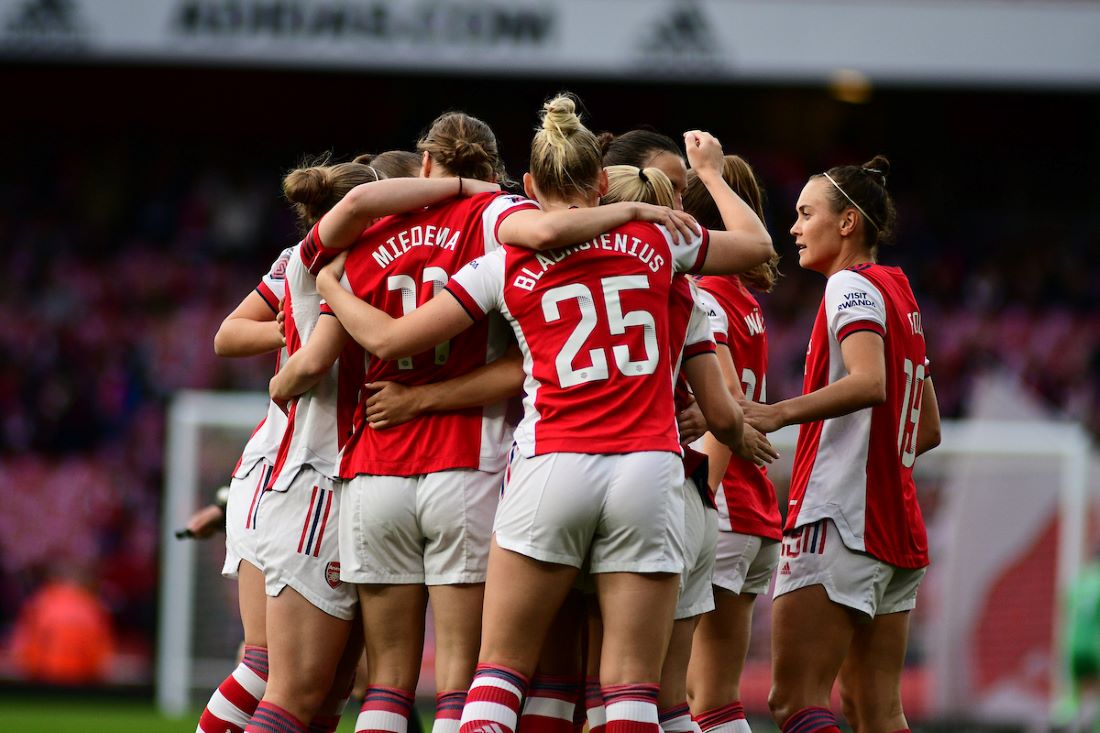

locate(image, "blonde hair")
(682, 154), (780, 292)
(529, 94), (603, 200)
(283, 155), (382, 232)
(602, 164), (676, 209)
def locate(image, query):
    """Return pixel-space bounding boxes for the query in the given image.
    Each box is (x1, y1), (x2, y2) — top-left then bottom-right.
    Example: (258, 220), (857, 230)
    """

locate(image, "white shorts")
(773, 518), (927, 618)
(339, 468), (501, 585)
(254, 468), (357, 620)
(222, 460), (273, 578)
(712, 532), (780, 596)
(494, 451), (685, 575)
(676, 479), (718, 620)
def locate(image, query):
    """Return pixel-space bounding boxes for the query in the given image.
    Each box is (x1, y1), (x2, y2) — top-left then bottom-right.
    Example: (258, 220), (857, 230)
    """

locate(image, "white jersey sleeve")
(657, 224), (711, 274)
(685, 298), (716, 349)
(694, 287), (729, 345)
(481, 194), (541, 252)
(824, 269), (887, 339)
(445, 248), (507, 320)
(256, 246), (295, 312)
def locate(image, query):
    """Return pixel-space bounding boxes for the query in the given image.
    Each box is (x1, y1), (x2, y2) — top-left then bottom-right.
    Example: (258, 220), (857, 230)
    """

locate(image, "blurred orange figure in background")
(11, 576), (115, 684)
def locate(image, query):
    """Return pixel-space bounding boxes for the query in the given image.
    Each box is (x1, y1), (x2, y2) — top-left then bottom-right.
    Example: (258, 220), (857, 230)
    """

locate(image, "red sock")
(694, 702), (746, 733)
(657, 702), (696, 733)
(356, 686), (415, 733)
(246, 701), (307, 733)
(602, 684), (660, 733)
(889, 730), (912, 733)
(585, 677), (605, 733)
(459, 663), (529, 733)
(780, 707), (840, 733)
(433, 690), (467, 733)
(519, 674), (580, 733)
(198, 645), (269, 733)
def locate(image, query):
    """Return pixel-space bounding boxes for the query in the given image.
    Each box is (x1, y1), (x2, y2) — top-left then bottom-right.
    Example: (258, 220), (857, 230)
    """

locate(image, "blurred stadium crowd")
(0, 70), (1097, 683)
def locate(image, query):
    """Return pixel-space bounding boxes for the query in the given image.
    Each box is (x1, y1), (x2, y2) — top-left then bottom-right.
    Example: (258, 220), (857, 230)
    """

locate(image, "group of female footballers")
(195, 93), (941, 733)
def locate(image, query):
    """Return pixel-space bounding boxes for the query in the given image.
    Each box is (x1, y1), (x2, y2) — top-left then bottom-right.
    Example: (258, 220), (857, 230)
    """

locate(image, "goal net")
(157, 389), (1093, 729)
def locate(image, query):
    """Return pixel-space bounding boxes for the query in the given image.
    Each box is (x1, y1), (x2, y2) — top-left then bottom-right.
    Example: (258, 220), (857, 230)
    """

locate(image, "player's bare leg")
(476, 539), (580, 673)
(261, 586), (354, 724)
(687, 590), (756, 711)
(312, 624), (365, 730)
(657, 616), (702, 730)
(595, 571), (680, 685)
(769, 585), (855, 728)
(239, 560), (268, 647)
(428, 583), (484, 690)
(836, 610), (911, 733)
(357, 583), (428, 691)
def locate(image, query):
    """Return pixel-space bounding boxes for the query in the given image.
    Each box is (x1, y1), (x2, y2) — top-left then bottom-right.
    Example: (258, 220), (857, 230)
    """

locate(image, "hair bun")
(283, 166), (333, 207)
(541, 95), (583, 140)
(596, 131), (616, 157)
(451, 139), (488, 168)
(861, 154), (891, 185)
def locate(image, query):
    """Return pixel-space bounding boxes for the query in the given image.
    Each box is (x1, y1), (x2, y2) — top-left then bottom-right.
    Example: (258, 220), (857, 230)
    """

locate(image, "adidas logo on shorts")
(779, 562), (791, 576)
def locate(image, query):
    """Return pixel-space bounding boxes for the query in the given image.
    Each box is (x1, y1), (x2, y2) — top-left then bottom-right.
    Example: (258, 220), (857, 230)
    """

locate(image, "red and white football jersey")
(786, 264), (930, 569)
(267, 250), (363, 492)
(695, 275), (782, 540)
(232, 246), (293, 479)
(336, 192), (537, 477)
(447, 221), (710, 457)
(669, 275), (718, 506)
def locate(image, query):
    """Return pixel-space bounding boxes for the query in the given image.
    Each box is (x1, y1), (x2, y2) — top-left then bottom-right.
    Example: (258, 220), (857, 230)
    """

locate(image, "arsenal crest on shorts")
(325, 561), (341, 589)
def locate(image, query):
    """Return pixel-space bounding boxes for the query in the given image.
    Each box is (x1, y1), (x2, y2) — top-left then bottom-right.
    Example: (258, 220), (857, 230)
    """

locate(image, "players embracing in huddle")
(196, 93), (940, 733)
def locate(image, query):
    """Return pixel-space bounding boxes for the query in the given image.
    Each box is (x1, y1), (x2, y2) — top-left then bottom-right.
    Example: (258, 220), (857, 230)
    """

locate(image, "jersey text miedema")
(447, 221), (710, 457)
(695, 276), (782, 540)
(232, 246), (293, 479)
(337, 192), (536, 477)
(787, 264), (930, 568)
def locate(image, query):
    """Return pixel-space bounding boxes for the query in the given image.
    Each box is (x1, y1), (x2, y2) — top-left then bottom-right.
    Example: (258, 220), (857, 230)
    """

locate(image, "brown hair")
(416, 111), (506, 183)
(353, 150), (421, 179)
(283, 155), (381, 232)
(813, 154), (897, 255)
(683, 155), (780, 292)
(529, 94), (603, 201)
(602, 165), (676, 209)
(599, 129), (682, 168)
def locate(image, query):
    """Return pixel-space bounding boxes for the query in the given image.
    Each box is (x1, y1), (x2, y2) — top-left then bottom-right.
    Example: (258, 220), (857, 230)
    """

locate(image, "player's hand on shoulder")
(632, 203), (700, 244)
(735, 424), (779, 466)
(365, 381), (425, 430)
(683, 130), (724, 176)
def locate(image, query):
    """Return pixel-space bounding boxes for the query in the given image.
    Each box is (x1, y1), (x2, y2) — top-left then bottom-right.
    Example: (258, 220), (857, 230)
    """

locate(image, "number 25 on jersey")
(542, 276), (658, 388)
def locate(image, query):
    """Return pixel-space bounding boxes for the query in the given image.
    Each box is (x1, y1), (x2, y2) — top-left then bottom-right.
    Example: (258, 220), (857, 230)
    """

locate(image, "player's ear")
(839, 208), (857, 237)
(596, 168), (609, 198)
(420, 152), (432, 179)
(523, 172), (539, 201)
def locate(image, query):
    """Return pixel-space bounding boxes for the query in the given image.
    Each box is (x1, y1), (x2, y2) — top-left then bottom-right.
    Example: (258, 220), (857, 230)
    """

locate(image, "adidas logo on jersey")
(779, 562), (791, 576)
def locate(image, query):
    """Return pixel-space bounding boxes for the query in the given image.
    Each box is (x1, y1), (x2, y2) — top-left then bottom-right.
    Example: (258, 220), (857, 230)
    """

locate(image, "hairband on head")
(368, 165), (380, 181)
(638, 168), (650, 184)
(823, 172), (881, 232)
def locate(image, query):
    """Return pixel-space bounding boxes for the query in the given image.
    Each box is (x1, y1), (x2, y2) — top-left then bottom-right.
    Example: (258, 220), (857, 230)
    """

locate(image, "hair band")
(368, 165), (380, 181)
(823, 172), (880, 231)
(638, 168), (650, 184)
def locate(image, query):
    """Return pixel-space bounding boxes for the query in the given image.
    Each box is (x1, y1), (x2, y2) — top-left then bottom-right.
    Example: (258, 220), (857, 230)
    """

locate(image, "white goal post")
(156, 389), (1092, 721)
